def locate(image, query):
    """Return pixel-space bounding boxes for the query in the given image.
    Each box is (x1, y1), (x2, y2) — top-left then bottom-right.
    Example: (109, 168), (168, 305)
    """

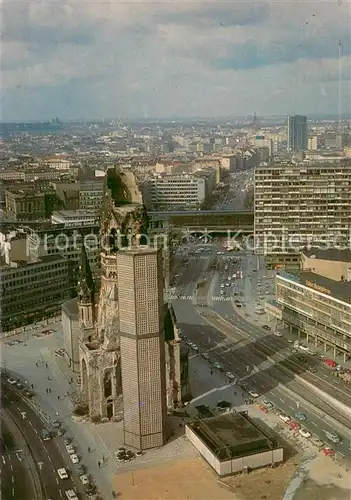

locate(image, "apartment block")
(142, 174), (207, 210)
(79, 181), (104, 215)
(118, 247), (167, 450)
(254, 163), (351, 269)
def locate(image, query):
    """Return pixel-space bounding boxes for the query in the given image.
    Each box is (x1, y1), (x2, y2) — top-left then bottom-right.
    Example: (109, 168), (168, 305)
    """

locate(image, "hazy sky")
(2, 0), (351, 121)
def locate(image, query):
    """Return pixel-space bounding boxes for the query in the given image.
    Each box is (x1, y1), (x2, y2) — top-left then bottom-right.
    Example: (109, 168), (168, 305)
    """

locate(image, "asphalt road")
(177, 317), (351, 458)
(2, 384), (78, 500)
(170, 245), (351, 458)
(0, 417), (34, 500)
(211, 257), (351, 409)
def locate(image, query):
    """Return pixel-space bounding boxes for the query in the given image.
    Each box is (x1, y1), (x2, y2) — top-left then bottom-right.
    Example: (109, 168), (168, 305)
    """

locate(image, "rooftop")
(302, 247), (351, 264)
(187, 411), (277, 461)
(277, 270), (351, 304)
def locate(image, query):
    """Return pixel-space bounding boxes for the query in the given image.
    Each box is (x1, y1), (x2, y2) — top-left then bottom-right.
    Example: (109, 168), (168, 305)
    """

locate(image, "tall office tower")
(287, 115), (308, 152)
(117, 247), (167, 450)
(254, 162), (351, 270)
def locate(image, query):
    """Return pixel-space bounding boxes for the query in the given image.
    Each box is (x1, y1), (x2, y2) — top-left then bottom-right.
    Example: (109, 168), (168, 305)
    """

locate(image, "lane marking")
(289, 406), (295, 411)
(280, 398), (284, 403)
(33, 429), (38, 434)
(10, 464), (13, 471)
(28, 421), (33, 427)
(56, 478), (59, 484)
(59, 490), (63, 497)
(339, 452), (345, 457)
(2, 456), (5, 465)
(12, 488), (15, 496)
(310, 421), (318, 427)
(11, 475), (14, 483)
(16, 406), (21, 412)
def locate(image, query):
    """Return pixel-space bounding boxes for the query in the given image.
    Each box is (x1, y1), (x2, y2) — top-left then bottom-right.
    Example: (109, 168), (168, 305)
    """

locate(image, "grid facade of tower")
(254, 163), (351, 268)
(117, 248), (167, 450)
(287, 115), (308, 152)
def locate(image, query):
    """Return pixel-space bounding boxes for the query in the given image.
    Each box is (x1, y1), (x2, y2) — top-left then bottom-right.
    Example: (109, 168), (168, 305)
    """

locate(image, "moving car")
(294, 412), (307, 421)
(299, 428), (312, 438)
(57, 468), (69, 480)
(225, 372), (235, 380)
(262, 325), (270, 330)
(324, 431), (341, 444)
(273, 331), (283, 337)
(262, 401), (274, 409)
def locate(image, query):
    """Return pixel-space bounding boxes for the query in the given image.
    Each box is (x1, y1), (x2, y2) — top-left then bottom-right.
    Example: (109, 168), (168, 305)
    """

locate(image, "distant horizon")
(1, 113), (350, 125)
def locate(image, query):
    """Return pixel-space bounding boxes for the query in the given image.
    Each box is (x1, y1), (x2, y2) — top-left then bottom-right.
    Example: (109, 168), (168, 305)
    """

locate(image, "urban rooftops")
(278, 270), (351, 304)
(302, 247), (351, 264)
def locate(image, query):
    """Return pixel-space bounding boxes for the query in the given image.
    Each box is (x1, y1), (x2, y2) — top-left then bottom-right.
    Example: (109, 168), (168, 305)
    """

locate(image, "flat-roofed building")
(273, 268), (351, 361)
(142, 174), (208, 210)
(301, 247), (351, 282)
(254, 163), (351, 269)
(51, 210), (98, 227)
(0, 254), (72, 332)
(186, 411), (283, 477)
(79, 181), (104, 215)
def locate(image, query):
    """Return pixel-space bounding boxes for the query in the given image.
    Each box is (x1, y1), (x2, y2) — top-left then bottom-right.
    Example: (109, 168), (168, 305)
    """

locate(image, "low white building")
(142, 174), (207, 210)
(51, 210), (98, 227)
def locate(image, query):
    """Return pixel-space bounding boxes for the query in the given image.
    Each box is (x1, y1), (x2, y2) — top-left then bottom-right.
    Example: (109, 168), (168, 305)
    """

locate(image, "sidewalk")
(3, 333), (118, 498)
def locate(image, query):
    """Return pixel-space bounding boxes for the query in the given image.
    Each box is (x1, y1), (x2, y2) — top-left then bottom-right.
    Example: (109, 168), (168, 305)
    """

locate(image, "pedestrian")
(46, 388), (48, 394)
(57, 395), (60, 400)
(98, 461), (100, 468)
(210, 370), (213, 376)
(88, 446), (91, 453)
(35, 362), (38, 367)
(102, 455), (105, 462)
(45, 363), (48, 368)
(31, 384), (34, 389)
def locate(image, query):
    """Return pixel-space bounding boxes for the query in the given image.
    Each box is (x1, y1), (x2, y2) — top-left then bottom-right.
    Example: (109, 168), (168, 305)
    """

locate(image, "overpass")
(148, 209), (254, 234)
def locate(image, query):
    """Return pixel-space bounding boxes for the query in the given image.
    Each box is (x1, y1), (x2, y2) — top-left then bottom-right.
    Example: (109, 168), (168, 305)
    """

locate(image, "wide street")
(170, 241), (351, 459)
(2, 383), (78, 500)
(0, 416), (35, 500)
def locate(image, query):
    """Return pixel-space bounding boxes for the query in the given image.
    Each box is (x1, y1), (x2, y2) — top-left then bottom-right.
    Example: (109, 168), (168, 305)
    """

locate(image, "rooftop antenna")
(338, 40), (342, 134)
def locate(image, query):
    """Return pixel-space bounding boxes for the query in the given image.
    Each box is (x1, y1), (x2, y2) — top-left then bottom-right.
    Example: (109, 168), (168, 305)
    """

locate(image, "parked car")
(322, 447), (335, 457)
(278, 413), (291, 423)
(7, 378), (17, 385)
(70, 454), (79, 464)
(294, 412), (307, 421)
(75, 465), (85, 476)
(299, 428), (312, 438)
(248, 390), (259, 398)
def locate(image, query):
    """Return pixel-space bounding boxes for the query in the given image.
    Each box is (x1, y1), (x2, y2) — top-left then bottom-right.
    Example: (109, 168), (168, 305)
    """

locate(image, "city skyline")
(2, 0), (351, 122)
